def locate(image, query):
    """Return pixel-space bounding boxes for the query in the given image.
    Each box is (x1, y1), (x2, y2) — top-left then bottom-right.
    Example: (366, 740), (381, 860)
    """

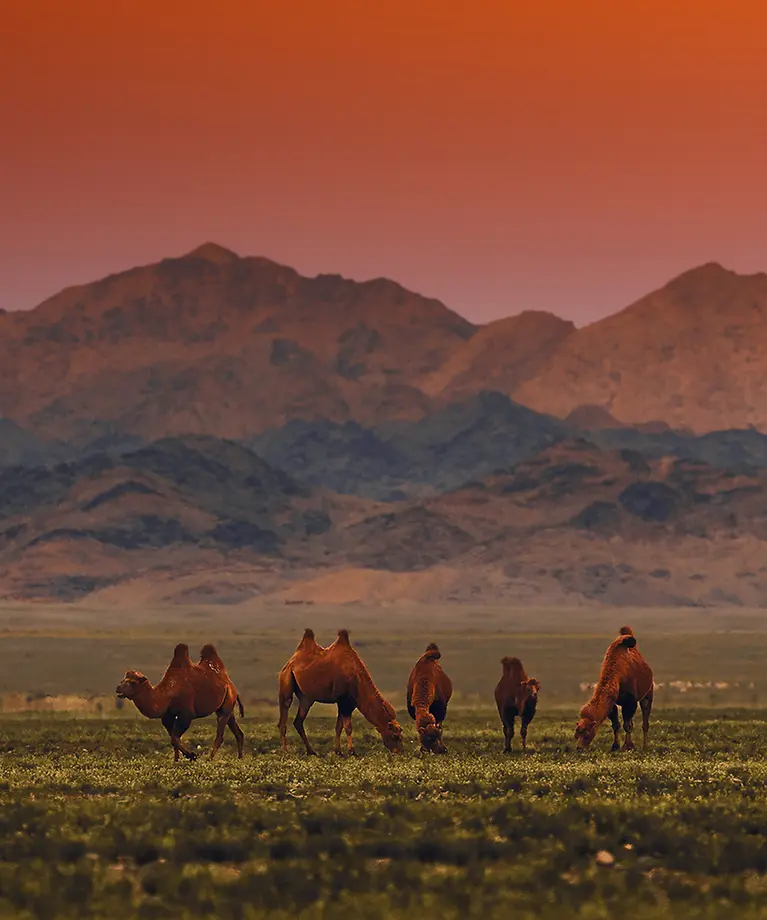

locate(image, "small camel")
(575, 626), (654, 751)
(278, 628), (403, 755)
(406, 643), (453, 754)
(494, 656), (540, 752)
(116, 643), (245, 762)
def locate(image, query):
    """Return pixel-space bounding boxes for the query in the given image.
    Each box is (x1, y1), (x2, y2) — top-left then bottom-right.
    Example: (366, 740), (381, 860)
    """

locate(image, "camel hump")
(423, 643), (441, 661)
(620, 634), (637, 649)
(619, 625), (634, 636)
(170, 643), (192, 667)
(337, 628), (351, 645)
(501, 655), (522, 671)
(303, 628), (315, 640)
(199, 644), (223, 665)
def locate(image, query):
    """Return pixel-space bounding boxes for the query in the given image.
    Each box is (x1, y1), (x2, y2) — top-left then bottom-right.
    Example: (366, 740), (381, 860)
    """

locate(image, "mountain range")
(2, 244), (767, 606)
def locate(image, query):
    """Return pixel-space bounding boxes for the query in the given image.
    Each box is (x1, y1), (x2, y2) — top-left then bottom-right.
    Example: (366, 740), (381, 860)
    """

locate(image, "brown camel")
(494, 656), (540, 752)
(116, 643), (245, 761)
(278, 628), (403, 755)
(575, 626), (654, 751)
(406, 643), (453, 754)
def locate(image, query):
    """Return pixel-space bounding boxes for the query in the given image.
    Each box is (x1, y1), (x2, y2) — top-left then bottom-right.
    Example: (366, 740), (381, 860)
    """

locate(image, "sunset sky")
(3, 0), (767, 325)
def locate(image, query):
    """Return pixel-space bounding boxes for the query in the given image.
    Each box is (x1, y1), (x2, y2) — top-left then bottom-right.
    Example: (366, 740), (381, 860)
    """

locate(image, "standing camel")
(494, 656), (540, 752)
(116, 643), (245, 761)
(406, 643), (453, 753)
(278, 628), (403, 755)
(575, 626), (654, 751)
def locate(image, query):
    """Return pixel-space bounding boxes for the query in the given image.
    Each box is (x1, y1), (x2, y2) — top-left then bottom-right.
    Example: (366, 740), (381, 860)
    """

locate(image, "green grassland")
(3, 711), (767, 919)
(3, 603), (767, 918)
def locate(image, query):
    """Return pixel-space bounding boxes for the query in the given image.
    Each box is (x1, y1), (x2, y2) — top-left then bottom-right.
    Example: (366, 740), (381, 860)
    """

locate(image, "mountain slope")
(421, 311), (575, 399)
(0, 244), (475, 441)
(513, 264), (767, 431)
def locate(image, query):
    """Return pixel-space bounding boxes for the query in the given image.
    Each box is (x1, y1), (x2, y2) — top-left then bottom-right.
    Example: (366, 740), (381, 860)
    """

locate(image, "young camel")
(494, 656), (540, 752)
(575, 626), (654, 752)
(278, 628), (403, 755)
(406, 643), (453, 754)
(116, 643), (245, 762)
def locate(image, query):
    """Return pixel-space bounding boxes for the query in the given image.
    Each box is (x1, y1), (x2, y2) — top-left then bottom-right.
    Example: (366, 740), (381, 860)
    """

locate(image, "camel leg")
(278, 687), (294, 753)
(334, 711), (344, 756)
(608, 705), (621, 752)
(227, 715), (244, 758)
(503, 710), (515, 753)
(621, 699), (638, 752)
(520, 717), (529, 751)
(293, 694), (317, 755)
(343, 714), (355, 756)
(162, 713), (181, 762)
(640, 691), (653, 750)
(210, 711), (229, 760)
(170, 713), (198, 761)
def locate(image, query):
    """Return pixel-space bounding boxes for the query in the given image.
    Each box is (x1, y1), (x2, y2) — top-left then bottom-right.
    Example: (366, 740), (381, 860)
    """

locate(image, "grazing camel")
(494, 656), (540, 752)
(575, 626), (654, 751)
(406, 643), (453, 753)
(278, 628), (403, 755)
(116, 643), (245, 761)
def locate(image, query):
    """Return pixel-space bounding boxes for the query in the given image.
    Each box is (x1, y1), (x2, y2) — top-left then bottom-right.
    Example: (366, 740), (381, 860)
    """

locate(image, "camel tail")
(237, 695), (244, 718)
(337, 628), (351, 645)
(424, 643), (441, 661)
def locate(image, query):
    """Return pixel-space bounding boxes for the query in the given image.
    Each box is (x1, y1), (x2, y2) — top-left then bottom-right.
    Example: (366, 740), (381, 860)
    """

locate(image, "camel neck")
(587, 676), (619, 722)
(130, 683), (165, 719)
(355, 677), (391, 731)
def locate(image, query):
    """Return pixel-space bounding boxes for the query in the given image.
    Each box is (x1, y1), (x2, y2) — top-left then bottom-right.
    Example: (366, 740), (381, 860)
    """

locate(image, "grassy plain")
(3, 711), (767, 919)
(2, 603), (767, 918)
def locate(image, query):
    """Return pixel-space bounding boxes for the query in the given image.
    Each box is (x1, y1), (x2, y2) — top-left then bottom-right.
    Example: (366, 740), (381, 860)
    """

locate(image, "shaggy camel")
(116, 643), (245, 761)
(494, 656), (540, 752)
(278, 628), (403, 755)
(575, 626), (654, 751)
(406, 643), (453, 753)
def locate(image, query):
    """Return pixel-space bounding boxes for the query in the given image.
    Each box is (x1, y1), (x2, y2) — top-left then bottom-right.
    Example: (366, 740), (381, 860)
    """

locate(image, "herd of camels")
(115, 626), (654, 762)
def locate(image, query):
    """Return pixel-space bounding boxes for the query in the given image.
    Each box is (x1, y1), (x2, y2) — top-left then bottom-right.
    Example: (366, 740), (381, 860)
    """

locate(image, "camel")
(406, 643), (453, 753)
(575, 626), (654, 751)
(278, 628), (403, 755)
(494, 656), (540, 752)
(116, 643), (245, 761)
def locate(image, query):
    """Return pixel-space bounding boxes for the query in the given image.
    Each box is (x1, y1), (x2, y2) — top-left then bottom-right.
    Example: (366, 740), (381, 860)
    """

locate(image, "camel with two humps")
(116, 643), (244, 761)
(494, 656), (540, 752)
(278, 628), (403, 755)
(575, 626), (654, 752)
(406, 643), (453, 753)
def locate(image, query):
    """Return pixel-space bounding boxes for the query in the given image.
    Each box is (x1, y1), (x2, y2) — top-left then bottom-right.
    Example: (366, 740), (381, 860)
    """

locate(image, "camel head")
(116, 670), (149, 699)
(574, 708), (599, 749)
(522, 677), (540, 705)
(381, 718), (403, 753)
(417, 714), (446, 754)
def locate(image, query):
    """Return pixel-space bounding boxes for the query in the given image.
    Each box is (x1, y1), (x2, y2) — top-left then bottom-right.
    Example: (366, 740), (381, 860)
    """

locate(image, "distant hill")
(514, 263), (767, 432)
(5, 247), (767, 446)
(3, 435), (767, 607)
(0, 243), (474, 442)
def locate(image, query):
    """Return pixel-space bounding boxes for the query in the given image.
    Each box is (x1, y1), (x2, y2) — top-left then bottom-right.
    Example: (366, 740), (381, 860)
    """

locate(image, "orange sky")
(2, 0), (767, 324)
